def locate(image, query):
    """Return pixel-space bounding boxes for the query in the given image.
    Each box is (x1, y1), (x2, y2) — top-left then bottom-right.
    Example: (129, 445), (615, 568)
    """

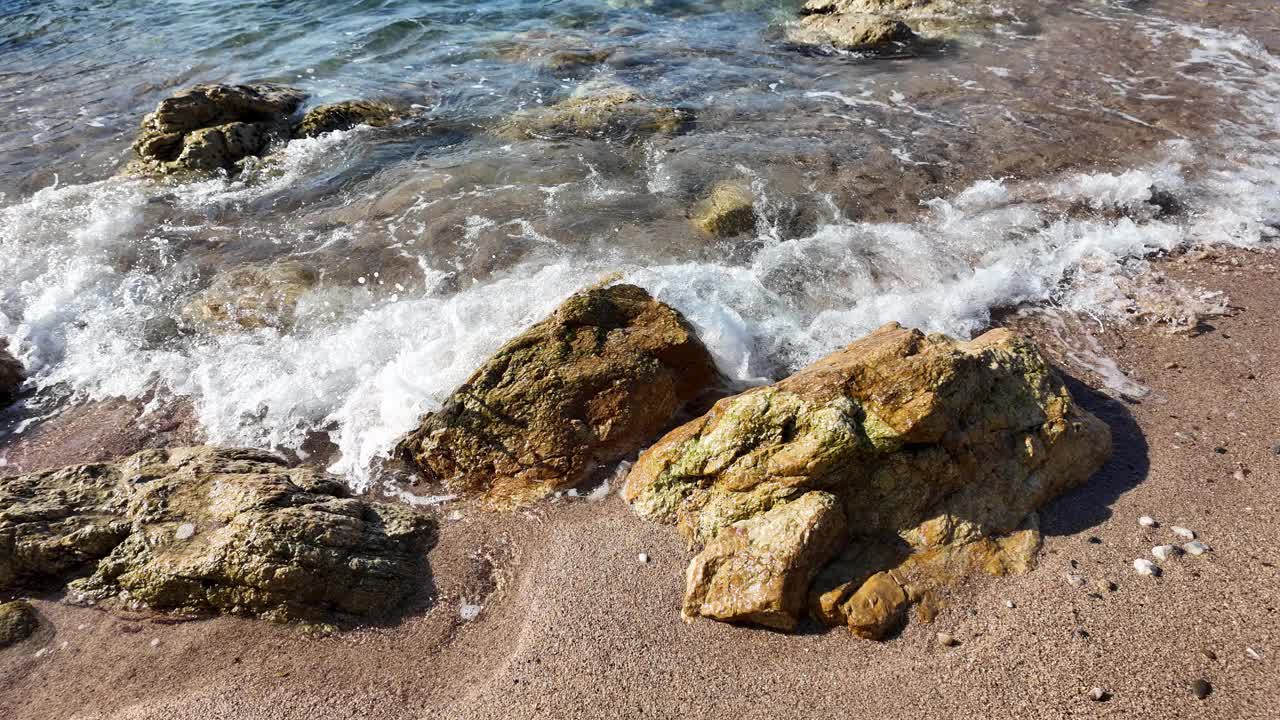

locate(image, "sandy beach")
(2, 246), (1276, 719)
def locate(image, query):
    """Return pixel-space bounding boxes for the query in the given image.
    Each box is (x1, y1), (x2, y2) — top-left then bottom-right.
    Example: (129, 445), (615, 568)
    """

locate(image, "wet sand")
(1, 246), (1277, 719)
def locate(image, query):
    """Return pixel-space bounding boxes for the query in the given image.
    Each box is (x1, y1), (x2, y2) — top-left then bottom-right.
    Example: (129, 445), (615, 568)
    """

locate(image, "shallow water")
(1, 0), (1278, 488)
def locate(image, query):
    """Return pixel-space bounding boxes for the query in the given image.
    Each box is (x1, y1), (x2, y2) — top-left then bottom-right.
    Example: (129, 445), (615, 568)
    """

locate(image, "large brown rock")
(786, 14), (916, 51)
(0, 600), (37, 647)
(397, 283), (723, 508)
(625, 323), (1111, 633)
(498, 82), (689, 142)
(126, 83), (306, 179)
(0, 342), (22, 406)
(0, 447), (433, 625)
(294, 100), (401, 138)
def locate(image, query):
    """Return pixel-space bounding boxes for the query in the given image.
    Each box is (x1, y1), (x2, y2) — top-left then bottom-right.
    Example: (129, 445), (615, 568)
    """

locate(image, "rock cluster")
(624, 322), (1111, 636)
(0, 341), (22, 406)
(397, 283), (723, 508)
(0, 447), (434, 625)
(126, 84), (404, 179)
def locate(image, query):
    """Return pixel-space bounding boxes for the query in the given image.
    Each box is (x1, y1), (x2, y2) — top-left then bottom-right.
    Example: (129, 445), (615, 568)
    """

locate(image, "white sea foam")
(2, 20), (1278, 492)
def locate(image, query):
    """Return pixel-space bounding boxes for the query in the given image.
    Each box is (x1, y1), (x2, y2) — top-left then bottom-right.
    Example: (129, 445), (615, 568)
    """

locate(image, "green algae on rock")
(294, 100), (401, 138)
(125, 83), (307, 179)
(0, 447), (434, 625)
(0, 600), (38, 648)
(397, 283), (724, 509)
(624, 323), (1111, 634)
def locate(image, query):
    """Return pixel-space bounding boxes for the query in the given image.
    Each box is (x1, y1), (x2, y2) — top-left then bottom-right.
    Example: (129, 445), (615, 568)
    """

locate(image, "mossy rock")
(0, 600), (37, 647)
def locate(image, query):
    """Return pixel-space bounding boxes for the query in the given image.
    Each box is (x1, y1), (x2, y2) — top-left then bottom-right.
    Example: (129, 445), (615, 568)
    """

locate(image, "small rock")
(1201, 647), (1218, 661)
(1232, 467), (1248, 482)
(1087, 687), (1109, 702)
(1067, 573), (1087, 588)
(1139, 515), (1158, 528)
(149, 638), (160, 648)
(0, 601), (38, 648)
(1183, 540), (1211, 556)
(1087, 536), (1102, 544)
(174, 522), (196, 540)
(1271, 442), (1280, 456)
(1095, 578), (1118, 593)
(1172, 526), (1196, 541)
(936, 632), (958, 647)
(1133, 558), (1160, 576)
(1191, 679), (1211, 700)
(1245, 647), (1263, 661)
(1164, 362), (1179, 370)
(1213, 446), (1227, 454)
(637, 553), (649, 564)
(1005, 600), (1016, 609)
(1152, 544), (1182, 561)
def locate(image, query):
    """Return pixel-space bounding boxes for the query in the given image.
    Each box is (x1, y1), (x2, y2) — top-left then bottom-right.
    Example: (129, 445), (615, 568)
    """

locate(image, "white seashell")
(1172, 526), (1196, 541)
(1138, 516), (1158, 528)
(1133, 558), (1160, 576)
(174, 522), (196, 540)
(1183, 540), (1211, 556)
(638, 553), (649, 564)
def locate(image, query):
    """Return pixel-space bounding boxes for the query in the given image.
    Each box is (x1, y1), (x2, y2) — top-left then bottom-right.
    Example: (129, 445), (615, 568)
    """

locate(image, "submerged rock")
(0, 447), (434, 624)
(397, 283), (723, 508)
(498, 81), (689, 142)
(294, 100), (401, 138)
(180, 262), (318, 333)
(0, 342), (22, 406)
(0, 600), (37, 647)
(126, 83), (307, 179)
(786, 14), (916, 51)
(624, 323), (1111, 634)
(690, 181), (756, 237)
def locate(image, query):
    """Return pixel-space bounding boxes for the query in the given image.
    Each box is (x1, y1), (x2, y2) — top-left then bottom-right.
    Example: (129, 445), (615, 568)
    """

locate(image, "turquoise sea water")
(1, 0), (1277, 489)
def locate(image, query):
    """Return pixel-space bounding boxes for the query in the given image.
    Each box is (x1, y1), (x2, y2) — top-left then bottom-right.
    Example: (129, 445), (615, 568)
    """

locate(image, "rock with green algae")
(0, 600), (38, 647)
(497, 81), (689, 142)
(396, 282), (723, 509)
(690, 181), (756, 237)
(125, 83), (307, 179)
(293, 100), (401, 138)
(0, 447), (434, 625)
(624, 322), (1111, 634)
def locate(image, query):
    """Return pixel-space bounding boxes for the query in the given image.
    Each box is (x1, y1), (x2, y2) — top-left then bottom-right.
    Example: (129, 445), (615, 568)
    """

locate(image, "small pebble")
(1067, 573), (1086, 588)
(1213, 446), (1227, 454)
(1134, 558), (1160, 576)
(1164, 362), (1179, 370)
(1087, 536), (1102, 544)
(1172, 526), (1196, 541)
(936, 632), (958, 647)
(1246, 647), (1263, 661)
(1271, 442), (1280, 456)
(174, 522), (196, 540)
(1152, 544), (1181, 561)
(1087, 687), (1109, 702)
(1095, 578), (1117, 593)
(637, 553), (649, 564)
(1138, 515), (1158, 528)
(1201, 648), (1218, 661)
(149, 638), (160, 648)
(1232, 468), (1247, 482)
(1184, 540), (1211, 556)
(1005, 600), (1016, 609)
(1191, 679), (1212, 700)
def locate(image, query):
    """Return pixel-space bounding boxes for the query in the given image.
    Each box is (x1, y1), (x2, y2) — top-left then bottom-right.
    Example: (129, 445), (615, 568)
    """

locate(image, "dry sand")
(2, 247), (1278, 719)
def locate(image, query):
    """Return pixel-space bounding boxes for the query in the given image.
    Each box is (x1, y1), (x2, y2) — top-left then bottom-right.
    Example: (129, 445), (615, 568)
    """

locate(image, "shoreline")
(2, 245), (1276, 719)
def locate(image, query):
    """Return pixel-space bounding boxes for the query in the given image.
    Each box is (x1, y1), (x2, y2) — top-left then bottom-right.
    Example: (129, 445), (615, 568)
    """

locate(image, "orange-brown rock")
(397, 283), (723, 508)
(625, 322), (1111, 634)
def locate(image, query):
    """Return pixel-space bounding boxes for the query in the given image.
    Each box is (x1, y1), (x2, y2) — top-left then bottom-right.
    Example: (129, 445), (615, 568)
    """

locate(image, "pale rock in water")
(625, 323), (1111, 636)
(690, 181), (756, 237)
